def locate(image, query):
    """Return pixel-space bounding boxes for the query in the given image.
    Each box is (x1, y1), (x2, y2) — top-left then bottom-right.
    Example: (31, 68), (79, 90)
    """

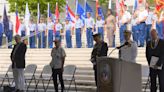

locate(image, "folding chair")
(63, 65), (77, 92)
(24, 64), (37, 92)
(0, 65), (13, 88)
(35, 65), (52, 92)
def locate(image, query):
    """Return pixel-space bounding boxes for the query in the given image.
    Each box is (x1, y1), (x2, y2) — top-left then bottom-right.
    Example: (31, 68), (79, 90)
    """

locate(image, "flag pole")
(47, 2), (49, 48)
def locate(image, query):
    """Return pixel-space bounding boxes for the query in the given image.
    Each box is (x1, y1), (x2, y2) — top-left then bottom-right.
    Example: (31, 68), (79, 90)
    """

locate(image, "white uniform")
(55, 23), (63, 31)
(138, 10), (148, 22)
(85, 17), (95, 28)
(145, 12), (154, 25)
(38, 23), (46, 31)
(119, 41), (138, 63)
(47, 22), (54, 30)
(121, 11), (131, 25)
(75, 19), (83, 29)
(65, 23), (72, 31)
(96, 19), (105, 28)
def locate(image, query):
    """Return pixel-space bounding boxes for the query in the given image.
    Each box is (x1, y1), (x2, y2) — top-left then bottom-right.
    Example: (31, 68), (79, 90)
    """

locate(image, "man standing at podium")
(119, 30), (138, 63)
(91, 33), (108, 86)
(146, 29), (164, 92)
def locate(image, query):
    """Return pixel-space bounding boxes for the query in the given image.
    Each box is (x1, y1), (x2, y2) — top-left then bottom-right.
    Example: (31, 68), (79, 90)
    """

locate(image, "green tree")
(8, 0), (66, 17)
(147, 0), (155, 7)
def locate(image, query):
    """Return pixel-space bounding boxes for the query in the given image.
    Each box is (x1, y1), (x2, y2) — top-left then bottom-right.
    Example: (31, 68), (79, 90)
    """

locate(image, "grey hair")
(14, 35), (21, 40)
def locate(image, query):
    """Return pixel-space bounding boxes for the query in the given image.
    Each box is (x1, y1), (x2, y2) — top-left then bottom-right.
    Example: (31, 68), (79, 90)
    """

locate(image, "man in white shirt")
(19, 19), (26, 37)
(119, 30), (138, 63)
(29, 19), (36, 48)
(47, 18), (54, 48)
(137, 7), (148, 47)
(64, 18), (73, 48)
(119, 5), (131, 45)
(96, 15), (105, 41)
(54, 19), (63, 42)
(85, 12), (95, 48)
(75, 14), (83, 48)
(38, 18), (47, 48)
(132, 10), (139, 45)
(7, 16), (13, 48)
(145, 7), (154, 43)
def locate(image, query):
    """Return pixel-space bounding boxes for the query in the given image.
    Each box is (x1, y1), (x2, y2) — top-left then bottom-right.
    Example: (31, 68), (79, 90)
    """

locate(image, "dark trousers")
(93, 65), (97, 86)
(52, 68), (65, 92)
(150, 68), (164, 92)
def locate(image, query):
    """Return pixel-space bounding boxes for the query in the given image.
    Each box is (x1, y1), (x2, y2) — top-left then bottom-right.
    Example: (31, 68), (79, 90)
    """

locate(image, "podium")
(97, 57), (142, 92)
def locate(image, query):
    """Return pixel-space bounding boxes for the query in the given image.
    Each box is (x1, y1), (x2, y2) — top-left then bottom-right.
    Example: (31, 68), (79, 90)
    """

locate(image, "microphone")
(116, 42), (129, 49)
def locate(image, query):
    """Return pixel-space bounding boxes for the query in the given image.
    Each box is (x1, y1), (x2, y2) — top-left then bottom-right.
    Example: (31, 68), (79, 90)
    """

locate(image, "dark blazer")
(146, 39), (164, 66)
(10, 42), (27, 68)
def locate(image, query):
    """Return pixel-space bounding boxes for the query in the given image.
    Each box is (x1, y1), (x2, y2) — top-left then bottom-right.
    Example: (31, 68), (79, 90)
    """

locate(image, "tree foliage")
(147, 0), (155, 7)
(8, 0), (66, 17)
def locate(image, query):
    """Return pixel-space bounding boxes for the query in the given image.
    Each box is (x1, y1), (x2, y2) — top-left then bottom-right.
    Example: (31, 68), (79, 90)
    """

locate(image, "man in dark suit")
(10, 35), (27, 92)
(146, 29), (164, 92)
(91, 33), (108, 86)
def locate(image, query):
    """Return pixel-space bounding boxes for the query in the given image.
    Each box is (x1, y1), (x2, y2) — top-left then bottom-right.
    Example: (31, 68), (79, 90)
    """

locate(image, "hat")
(92, 32), (100, 37)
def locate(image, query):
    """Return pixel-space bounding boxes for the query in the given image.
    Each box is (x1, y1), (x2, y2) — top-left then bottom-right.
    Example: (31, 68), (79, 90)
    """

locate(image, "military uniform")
(75, 18), (83, 48)
(64, 21), (72, 48)
(38, 22), (46, 48)
(47, 22), (54, 48)
(29, 23), (36, 48)
(85, 17), (95, 48)
(96, 19), (105, 40)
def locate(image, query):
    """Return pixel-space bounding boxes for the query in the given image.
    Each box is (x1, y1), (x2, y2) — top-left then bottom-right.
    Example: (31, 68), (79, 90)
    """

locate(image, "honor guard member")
(7, 16), (13, 48)
(54, 19), (63, 42)
(119, 5), (131, 45)
(119, 29), (137, 63)
(85, 12), (95, 48)
(47, 18), (54, 48)
(0, 16), (4, 48)
(146, 29), (164, 92)
(29, 19), (36, 48)
(145, 7), (154, 43)
(137, 7), (148, 47)
(64, 18), (72, 48)
(38, 18), (47, 48)
(19, 19), (26, 37)
(91, 33), (108, 86)
(96, 15), (105, 41)
(131, 10), (139, 45)
(105, 9), (116, 47)
(75, 14), (83, 48)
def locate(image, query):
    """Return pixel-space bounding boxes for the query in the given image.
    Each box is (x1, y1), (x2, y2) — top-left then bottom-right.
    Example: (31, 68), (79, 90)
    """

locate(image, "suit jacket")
(10, 42), (27, 68)
(146, 39), (164, 67)
(91, 41), (108, 64)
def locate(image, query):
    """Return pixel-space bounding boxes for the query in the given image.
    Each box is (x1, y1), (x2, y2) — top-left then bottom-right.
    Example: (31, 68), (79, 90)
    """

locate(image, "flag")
(3, 5), (9, 35)
(108, 0), (112, 9)
(76, 3), (85, 19)
(133, 0), (138, 12)
(96, 0), (104, 20)
(25, 3), (30, 36)
(47, 3), (52, 18)
(85, 2), (93, 13)
(55, 2), (59, 20)
(155, 0), (164, 14)
(15, 4), (20, 34)
(66, 2), (75, 23)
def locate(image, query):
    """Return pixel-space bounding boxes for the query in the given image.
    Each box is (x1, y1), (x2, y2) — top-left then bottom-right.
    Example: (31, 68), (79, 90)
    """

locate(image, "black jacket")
(146, 39), (164, 66)
(91, 41), (108, 64)
(10, 42), (27, 68)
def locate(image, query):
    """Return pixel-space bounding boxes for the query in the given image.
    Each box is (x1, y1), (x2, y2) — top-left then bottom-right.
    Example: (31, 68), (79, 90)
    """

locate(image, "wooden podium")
(97, 57), (142, 92)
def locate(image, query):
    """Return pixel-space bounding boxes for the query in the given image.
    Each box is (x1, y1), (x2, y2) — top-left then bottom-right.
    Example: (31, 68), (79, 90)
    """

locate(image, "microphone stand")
(108, 48), (117, 57)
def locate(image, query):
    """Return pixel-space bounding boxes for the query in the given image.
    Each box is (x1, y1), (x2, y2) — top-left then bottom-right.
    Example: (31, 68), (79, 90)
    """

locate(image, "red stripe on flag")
(68, 6), (75, 17)
(15, 14), (20, 34)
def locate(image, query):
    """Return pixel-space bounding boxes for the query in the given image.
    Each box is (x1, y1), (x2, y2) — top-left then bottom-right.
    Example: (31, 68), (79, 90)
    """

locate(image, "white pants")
(12, 68), (25, 90)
